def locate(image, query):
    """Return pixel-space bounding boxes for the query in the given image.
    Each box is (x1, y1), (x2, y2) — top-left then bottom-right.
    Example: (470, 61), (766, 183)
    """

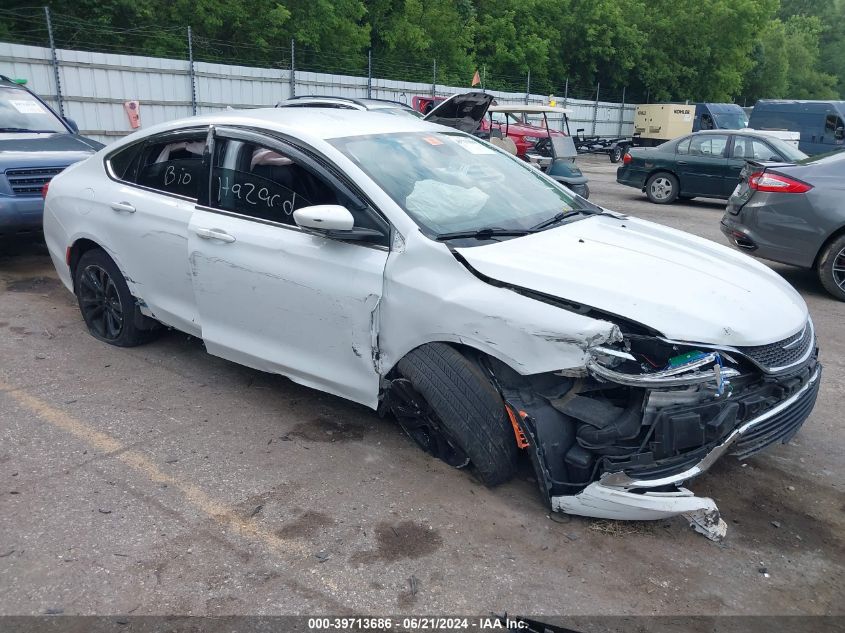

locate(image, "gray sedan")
(721, 151), (845, 301)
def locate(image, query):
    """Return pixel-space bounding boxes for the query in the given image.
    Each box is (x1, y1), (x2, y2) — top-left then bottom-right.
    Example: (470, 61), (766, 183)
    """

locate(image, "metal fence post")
(44, 6), (64, 118)
(592, 82), (600, 136)
(187, 26), (197, 116)
(290, 39), (296, 98)
(563, 77), (569, 109)
(525, 70), (530, 105)
(618, 86), (626, 137)
(367, 49), (372, 98)
(431, 59), (436, 98)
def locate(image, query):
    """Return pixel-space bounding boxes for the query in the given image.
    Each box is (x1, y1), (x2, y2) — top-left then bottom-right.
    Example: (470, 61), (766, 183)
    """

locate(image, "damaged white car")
(43, 108), (821, 539)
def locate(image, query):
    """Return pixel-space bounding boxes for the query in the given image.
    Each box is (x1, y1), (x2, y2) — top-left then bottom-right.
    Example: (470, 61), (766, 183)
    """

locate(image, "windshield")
(330, 131), (587, 237)
(0, 87), (67, 133)
(713, 112), (749, 129)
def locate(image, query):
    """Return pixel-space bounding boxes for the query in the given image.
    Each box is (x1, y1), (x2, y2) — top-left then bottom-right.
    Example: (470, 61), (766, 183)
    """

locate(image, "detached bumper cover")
(551, 365), (821, 540)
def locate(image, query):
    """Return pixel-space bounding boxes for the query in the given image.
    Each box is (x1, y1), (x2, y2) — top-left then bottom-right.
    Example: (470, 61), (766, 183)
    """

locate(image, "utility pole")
(431, 59), (437, 98)
(44, 6), (64, 117)
(367, 49), (372, 98)
(525, 70), (530, 105)
(289, 39), (296, 98)
(187, 26), (197, 115)
(592, 82), (600, 136)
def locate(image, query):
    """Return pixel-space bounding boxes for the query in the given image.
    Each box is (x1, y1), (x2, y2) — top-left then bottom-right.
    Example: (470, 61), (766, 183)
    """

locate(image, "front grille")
(730, 368), (821, 460)
(5, 166), (65, 196)
(736, 320), (814, 372)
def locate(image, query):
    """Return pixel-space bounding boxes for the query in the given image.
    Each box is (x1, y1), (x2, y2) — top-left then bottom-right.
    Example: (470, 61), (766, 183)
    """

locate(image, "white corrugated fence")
(1, 42), (636, 145)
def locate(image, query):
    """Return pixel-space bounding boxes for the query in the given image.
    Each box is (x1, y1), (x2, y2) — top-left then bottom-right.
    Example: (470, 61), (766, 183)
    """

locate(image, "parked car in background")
(616, 129), (807, 204)
(0, 75), (102, 237)
(411, 95), (446, 114)
(486, 106), (567, 158)
(276, 95), (422, 118)
(42, 108), (820, 537)
(749, 100), (845, 155)
(722, 151), (845, 301)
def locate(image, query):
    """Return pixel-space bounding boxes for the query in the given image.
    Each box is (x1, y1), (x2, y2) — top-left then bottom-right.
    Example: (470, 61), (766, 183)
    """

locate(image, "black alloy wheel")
(78, 263), (124, 340)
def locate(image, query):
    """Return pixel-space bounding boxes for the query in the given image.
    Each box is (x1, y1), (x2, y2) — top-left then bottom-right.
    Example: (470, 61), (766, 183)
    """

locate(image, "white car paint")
(457, 213), (808, 347)
(42, 108), (813, 533)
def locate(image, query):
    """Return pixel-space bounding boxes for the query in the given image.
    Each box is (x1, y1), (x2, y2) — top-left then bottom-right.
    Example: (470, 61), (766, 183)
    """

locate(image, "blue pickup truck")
(0, 76), (102, 238)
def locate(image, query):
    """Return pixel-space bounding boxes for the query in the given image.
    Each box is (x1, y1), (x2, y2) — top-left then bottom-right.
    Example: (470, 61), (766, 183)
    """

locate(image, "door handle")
(193, 227), (236, 243)
(677, 160), (688, 165)
(110, 201), (136, 213)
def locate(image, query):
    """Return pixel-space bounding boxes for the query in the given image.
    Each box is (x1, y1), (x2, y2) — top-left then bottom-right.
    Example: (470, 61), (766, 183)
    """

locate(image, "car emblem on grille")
(782, 325), (807, 350)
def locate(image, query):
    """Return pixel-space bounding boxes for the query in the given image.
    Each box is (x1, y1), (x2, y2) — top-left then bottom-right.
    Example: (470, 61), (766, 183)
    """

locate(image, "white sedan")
(43, 108), (820, 539)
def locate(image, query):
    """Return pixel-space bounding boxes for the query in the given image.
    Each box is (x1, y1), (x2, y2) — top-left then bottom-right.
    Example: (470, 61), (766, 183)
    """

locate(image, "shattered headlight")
(587, 336), (741, 393)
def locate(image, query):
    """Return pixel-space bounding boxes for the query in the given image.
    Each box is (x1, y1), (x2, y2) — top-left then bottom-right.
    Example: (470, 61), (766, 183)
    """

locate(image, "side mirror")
(835, 126), (844, 140)
(64, 117), (79, 133)
(293, 204), (354, 232)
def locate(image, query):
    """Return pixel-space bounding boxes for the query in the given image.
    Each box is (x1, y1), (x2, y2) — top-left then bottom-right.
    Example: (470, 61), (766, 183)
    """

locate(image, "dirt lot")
(1, 156), (843, 619)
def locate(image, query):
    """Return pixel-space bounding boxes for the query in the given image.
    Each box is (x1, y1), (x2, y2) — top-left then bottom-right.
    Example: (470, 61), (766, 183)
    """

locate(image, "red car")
(484, 107), (568, 158)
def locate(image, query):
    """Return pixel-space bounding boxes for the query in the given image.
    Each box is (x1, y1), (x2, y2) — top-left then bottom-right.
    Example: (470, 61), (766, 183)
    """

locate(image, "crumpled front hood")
(457, 214), (808, 347)
(0, 133), (100, 167)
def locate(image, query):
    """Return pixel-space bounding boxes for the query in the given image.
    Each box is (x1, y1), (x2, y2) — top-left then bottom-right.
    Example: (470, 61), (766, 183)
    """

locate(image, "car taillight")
(41, 181), (49, 198)
(748, 171), (812, 193)
(622, 152), (632, 164)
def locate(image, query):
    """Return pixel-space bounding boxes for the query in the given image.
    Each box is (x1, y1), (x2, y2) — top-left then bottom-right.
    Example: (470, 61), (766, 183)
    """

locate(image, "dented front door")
(187, 207), (387, 407)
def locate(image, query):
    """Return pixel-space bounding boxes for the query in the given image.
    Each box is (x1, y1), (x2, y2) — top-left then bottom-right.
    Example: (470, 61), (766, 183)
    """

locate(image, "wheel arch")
(642, 167), (680, 192)
(382, 336), (531, 383)
(67, 237), (138, 299)
(813, 223), (845, 268)
(68, 237), (102, 288)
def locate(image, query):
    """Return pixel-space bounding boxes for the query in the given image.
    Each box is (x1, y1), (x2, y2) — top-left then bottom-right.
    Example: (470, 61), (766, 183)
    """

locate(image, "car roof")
(277, 96), (412, 110)
(692, 129), (772, 137)
(488, 104), (573, 115)
(112, 107), (438, 149)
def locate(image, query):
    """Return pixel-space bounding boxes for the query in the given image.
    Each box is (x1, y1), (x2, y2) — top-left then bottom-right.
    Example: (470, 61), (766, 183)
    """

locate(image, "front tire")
(645, 172), (679, 204)
(74, 249), (158, 346)
(817, 234), (845, 301)
(396, 344), (519, 486)
(609, 147), (623, 163)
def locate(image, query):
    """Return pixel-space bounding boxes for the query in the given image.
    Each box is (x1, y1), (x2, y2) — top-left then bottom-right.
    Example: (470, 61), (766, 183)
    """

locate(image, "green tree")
(781, 15), (838, 98)
(633, 0), (777, 102)
(741, 19), (789, 103)
(367, 0), (476, 84)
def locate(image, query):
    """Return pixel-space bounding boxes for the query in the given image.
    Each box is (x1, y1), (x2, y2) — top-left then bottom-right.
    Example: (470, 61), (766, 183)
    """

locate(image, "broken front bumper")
(550, 365), (821, 539)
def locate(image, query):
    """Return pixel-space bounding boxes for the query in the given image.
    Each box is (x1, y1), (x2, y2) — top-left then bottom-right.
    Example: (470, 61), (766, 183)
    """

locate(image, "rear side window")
(731, 137), (782, 161)
(676, 137), (691, 154)
(135, 135), (207, 199)
(107, 142), (144, 181)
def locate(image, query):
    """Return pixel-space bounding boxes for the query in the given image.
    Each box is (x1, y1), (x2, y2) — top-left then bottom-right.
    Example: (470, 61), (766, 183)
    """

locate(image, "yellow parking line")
(1, 381), (309, 560)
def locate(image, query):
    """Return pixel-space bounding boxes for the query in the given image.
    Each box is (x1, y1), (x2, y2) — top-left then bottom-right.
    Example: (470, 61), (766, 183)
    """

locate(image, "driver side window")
(209, 137), (387, 242)
(210, 139), (341, 226)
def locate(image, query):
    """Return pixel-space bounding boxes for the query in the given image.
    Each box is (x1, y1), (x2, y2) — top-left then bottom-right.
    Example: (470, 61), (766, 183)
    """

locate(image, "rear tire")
(610, 147), (623, 163)
(397, 343), (518, 486)
(645, 172), (679, 204)
(817, 234), (845, 301)
(74, 249), (159, 346)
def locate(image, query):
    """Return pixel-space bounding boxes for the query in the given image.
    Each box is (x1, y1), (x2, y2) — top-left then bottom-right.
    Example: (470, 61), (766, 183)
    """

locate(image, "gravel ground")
(0, 155), (842, 619)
